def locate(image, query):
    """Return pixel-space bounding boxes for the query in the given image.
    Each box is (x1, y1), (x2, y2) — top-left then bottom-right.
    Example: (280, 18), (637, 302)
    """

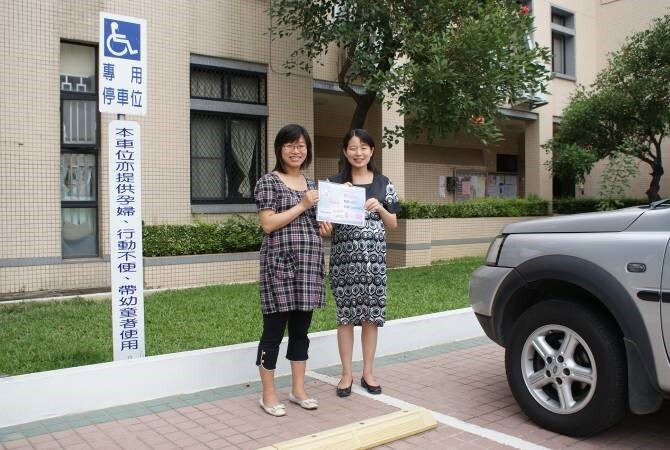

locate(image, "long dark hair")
(272, 124), (313, 173)
(338, 128), (380, 183)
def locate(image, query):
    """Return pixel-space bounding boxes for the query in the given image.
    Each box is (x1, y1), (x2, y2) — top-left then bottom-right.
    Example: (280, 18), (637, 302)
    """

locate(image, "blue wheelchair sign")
(103, 18), (141, 61)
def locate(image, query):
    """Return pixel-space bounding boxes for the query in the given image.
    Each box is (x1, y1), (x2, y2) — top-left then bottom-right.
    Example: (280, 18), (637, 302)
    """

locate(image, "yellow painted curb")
(258, 407), (437, 450)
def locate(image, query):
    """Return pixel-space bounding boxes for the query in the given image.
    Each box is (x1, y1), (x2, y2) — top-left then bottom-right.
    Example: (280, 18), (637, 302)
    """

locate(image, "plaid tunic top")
(255, 172), (325, 314)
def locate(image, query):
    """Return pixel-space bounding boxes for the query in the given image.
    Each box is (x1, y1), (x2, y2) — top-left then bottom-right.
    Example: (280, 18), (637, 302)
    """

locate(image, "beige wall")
(405, 145), (485, 204)
(312, 43), (342, 83)
(404, 126), (524, 203)
(595, 0), (669, 68)
(1, 2), (61, 260)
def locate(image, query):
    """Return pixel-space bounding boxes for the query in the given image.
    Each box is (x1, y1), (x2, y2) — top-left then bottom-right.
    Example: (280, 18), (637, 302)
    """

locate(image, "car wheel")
(505, 298), (627, 436)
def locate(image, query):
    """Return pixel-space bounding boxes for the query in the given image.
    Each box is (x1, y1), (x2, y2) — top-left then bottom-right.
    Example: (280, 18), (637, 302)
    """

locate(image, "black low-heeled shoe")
(361, 377), (382, 395)
(336, 381), (353, 398)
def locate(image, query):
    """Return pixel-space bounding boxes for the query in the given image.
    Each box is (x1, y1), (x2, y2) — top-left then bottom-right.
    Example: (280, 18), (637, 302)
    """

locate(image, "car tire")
(505, 298), (627, 437)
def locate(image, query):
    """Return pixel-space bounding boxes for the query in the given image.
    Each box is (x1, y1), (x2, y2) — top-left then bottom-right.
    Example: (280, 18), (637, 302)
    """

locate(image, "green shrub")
(143, 216), (262, 257)
(552, 197), (647, 214)
(398, 198), (550, 219)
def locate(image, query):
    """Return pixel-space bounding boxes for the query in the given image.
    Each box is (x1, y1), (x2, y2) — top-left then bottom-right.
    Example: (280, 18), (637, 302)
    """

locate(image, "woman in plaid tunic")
(256, 174), (324, 314)
(253, 124), (329, 417)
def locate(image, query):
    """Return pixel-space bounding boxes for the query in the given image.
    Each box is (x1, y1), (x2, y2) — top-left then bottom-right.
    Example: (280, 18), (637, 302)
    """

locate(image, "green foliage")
(143, 216), (262, 257)
(549, 14), (670, 202)
(270, 0), (550, 145)
(398, 198), (549, 219)
(544, 141), (598, 185)
(552, 197), (647, 214)
(597, 153), (639, 210)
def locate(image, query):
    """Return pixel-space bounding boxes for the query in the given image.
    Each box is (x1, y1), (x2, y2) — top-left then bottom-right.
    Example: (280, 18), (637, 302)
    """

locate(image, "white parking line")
(307, 371), (550, 450)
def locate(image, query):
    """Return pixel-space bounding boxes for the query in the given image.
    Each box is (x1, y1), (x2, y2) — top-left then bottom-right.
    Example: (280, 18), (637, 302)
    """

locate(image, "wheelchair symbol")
(106, 21), (138, 57)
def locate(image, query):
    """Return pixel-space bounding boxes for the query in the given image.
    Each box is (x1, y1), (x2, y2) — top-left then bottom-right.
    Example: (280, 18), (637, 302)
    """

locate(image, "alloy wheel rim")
(521, 324), (597, 414)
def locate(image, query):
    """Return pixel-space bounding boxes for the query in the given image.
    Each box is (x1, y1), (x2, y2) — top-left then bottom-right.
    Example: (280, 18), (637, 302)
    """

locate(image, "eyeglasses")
(283, 143), (307, 151)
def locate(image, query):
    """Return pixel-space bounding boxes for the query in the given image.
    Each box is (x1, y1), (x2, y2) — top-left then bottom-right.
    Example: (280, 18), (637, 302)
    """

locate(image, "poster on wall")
(486, 173), (518, 198)
(454, 170), (487, 202)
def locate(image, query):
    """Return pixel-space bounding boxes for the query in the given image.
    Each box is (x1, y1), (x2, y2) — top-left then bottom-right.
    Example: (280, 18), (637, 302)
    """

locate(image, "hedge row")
(398, 198), (550, 219)
(143, 216), (262, 257)
(552, 197), (648, 214)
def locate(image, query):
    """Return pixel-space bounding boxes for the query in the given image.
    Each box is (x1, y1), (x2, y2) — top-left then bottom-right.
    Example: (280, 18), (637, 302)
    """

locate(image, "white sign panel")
(317, 181), (366, 227)
(99, 13), (147, 115)
(109, 120), (145, 360)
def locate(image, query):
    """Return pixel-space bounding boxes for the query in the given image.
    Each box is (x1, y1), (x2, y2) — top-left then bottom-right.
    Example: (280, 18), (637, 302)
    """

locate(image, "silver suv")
(469, 200), (670, 436)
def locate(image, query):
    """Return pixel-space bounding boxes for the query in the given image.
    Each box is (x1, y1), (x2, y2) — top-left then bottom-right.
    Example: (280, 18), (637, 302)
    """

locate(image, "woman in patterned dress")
(326, 129), (400, 397)
(254, 124), (330, 417)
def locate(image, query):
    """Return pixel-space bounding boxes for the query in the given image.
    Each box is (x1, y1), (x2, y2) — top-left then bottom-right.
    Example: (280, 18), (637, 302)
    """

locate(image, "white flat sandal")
(259, 398), (286, 417)
(288, 392), (319, 410)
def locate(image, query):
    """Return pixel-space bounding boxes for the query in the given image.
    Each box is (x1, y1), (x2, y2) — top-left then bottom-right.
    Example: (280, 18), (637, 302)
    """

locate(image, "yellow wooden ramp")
(259, 407), (437, 450)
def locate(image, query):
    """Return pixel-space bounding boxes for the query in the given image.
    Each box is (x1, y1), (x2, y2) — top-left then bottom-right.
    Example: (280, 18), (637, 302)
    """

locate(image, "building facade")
(1, 0), (668, 295)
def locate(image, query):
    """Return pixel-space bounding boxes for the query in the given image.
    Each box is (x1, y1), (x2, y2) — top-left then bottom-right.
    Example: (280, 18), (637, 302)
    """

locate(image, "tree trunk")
(349, 92), (377, 130)
(644, 139), (665, 203)
(645, 162), (664, 203)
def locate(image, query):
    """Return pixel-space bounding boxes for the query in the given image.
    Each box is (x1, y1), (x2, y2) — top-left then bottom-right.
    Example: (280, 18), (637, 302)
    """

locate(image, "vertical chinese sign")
(100, 13), (147, 360)
(109, 122), (145, 359)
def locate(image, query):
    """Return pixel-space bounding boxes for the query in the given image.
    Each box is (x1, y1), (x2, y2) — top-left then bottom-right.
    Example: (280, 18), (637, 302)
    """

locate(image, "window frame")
(189, 64), (267, 106)
(189, 56), (268, 208)
(550, 6), (576, 79)
(189, 111), (265, 205)
(60, 40), (100, 258)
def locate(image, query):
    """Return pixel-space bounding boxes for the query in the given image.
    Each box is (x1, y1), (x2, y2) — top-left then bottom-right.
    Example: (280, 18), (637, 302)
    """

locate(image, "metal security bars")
(60, 42), (99, 258)
(190, 66), (266, 105)
(190, 113), (266, 203)
(189, 60), (267, 204)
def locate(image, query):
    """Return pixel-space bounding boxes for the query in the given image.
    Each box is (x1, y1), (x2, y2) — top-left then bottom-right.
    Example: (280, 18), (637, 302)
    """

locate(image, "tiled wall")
(145, 259), (259, 290)
(0, 262), (110, 295)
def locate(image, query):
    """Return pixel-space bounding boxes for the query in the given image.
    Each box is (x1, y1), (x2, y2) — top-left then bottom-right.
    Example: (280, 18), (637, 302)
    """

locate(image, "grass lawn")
(0, 256), (483, 376)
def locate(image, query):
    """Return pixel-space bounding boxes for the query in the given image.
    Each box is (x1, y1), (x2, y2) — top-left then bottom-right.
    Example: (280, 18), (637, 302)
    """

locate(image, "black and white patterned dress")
(255, 172), (325, 315)
(327, 172), (401, 327)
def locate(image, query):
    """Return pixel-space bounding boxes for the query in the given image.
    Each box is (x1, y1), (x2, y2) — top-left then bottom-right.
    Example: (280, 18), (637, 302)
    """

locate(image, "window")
(190, 57), (267, 204)
(496, 154), (518, 173)
(551, 7), (575, 78)
(60, 42), (99, 258)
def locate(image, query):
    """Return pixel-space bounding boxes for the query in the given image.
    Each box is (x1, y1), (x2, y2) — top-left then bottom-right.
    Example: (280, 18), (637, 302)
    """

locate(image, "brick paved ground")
(1, 337), (669, 449)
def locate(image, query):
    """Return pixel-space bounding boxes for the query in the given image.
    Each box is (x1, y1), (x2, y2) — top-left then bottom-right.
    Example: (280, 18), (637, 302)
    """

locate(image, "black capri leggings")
(256, 310), (313, 371)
